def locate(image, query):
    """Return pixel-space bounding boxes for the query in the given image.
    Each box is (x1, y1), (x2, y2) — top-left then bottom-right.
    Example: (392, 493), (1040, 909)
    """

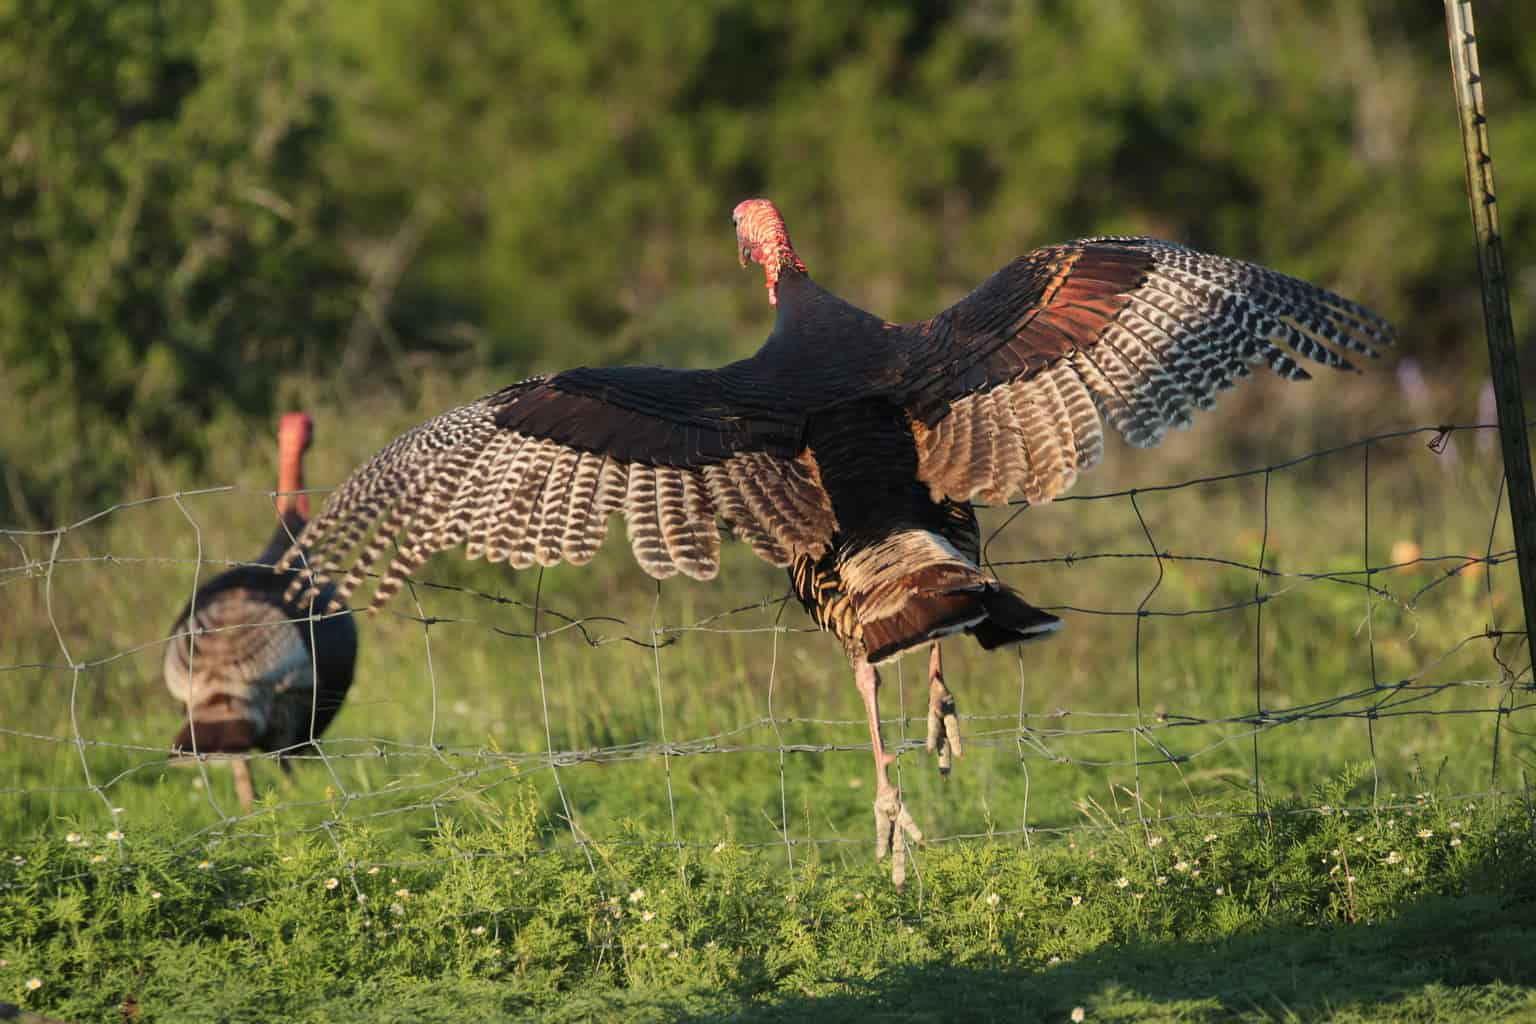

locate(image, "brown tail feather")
(843, 528), (1060, 663)
(171, 718), (257, 755)
(862, 583), (988, 664)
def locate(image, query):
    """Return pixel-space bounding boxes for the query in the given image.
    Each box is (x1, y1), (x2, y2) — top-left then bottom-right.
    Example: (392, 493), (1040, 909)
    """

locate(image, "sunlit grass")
(1, 772), (1533, 1022)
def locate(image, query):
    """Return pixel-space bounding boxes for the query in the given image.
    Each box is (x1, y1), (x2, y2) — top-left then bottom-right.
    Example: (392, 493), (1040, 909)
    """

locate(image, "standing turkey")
(165, 413), (358, 811)
(281, 200), (1391, 884)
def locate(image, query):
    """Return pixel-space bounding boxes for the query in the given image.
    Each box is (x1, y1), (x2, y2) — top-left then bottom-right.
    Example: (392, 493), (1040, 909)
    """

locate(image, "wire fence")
(3, 418), (1533, 883)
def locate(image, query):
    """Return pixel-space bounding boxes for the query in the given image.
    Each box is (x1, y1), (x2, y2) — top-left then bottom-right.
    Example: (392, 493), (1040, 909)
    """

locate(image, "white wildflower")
(628, 888), (646, 904)
(1155, 876), (1167, 886)
(324, 877), (340, 891)
(471, 925), (487, 936)
(1115, 877), (1129, 889)
(107, 830), (124, 841)
(65, 832), (82, 845)
(668, 951), (679, 959)
(1449, 820), (1462, 831)
(367, 866), (381, 875)
(986, 892), (1001, 908)
(1071, 1007), (1086, 1023)
(150, 891), (162, 900)
(1147, 835), (1163, 848)
(641, 910), (656, 922)
(1203, 833), (1217, 843)
(1071, 895), (1083, 907)
(90, 854), (106, 864)
(395, 888), (411, 900)
(390, 902), (405, 916)
(1174, 861), (1190, 873)
(26, 978), (42, 991)
(1417, 829), (1433, 839)
(1384, 851), (1402, 865)
(1450, 837), (1462, 847)
(1215, 886), (1224, 895)
(197, 860), (212, 870)
(1047, 955), (1062, 965)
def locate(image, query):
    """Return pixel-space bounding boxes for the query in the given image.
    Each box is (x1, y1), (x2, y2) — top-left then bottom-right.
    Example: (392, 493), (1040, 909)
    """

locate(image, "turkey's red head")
(733, 198), (807, 307)
(277, 412), (314, 520)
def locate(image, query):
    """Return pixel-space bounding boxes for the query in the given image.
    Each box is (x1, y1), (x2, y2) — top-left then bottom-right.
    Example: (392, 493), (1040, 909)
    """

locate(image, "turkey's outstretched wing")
(279, 371), (836, 608)
(897, 238), (1393, 505)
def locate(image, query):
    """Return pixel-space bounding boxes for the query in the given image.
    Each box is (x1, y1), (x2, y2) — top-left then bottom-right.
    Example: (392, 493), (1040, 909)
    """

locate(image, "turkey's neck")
(764, 248), (808, 307)
(276, 438), (308, 521)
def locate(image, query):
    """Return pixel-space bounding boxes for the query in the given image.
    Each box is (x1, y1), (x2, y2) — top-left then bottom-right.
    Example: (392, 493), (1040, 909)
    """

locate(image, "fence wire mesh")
(3, 419), (1532, 888)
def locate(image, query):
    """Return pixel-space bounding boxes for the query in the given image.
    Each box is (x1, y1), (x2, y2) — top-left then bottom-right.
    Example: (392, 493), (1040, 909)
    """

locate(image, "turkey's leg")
(853, 654), (923, 886)
(230, 758), (255, 813)
(926, 643), (963, 774)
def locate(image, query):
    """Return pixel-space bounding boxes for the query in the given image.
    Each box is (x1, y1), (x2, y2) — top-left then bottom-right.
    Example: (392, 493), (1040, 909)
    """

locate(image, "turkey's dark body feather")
(285, 231), (1391, 665)
(167, 514), (358, 756)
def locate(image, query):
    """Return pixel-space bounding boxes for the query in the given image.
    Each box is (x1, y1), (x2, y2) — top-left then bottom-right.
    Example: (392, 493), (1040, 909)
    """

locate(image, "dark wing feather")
(280, 370), (837, 607)
(898, 238), (1394, 505)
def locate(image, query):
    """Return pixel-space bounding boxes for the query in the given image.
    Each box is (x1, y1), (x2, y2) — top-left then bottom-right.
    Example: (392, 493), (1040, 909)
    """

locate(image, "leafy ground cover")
(2, 774), (1534, 1022)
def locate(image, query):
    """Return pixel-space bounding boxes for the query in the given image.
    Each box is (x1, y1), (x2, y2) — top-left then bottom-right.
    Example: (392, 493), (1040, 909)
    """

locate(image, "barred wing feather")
(281, 374), (837, 608)
(900, 238), (1394, 506)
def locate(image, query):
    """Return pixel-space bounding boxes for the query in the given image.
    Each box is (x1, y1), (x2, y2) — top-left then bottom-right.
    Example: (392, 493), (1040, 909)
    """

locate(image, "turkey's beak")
(738, 242), (752, 268)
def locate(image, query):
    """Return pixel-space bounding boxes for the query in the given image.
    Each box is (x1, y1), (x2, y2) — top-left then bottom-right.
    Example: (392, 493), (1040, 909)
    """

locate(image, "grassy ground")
(3, 372), (1535, 1020)
(1, 778), (1534, 1022)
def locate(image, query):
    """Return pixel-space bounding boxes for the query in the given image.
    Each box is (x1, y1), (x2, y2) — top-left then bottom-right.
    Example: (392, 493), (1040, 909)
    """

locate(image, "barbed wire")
(3, 419), (1533, 895)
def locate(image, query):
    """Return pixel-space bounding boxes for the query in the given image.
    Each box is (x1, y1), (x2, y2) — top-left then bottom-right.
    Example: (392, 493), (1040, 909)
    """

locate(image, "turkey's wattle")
(165, 413), (357, 811)
(283, 199), (1393, 885)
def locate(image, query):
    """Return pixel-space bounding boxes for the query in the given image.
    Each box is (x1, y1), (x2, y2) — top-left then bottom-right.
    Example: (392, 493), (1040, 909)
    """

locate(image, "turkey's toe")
(926, 684), (963, 775)
(873, 785), (924, 888)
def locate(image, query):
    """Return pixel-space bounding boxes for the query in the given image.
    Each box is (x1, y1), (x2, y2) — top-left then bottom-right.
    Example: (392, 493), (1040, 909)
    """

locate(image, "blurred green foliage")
(2, 0), (1533, 522)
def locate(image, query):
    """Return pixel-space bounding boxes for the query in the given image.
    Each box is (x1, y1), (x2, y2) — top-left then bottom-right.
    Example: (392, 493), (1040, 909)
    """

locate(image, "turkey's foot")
(855, 652), (924, 887)
(926, 644), (963, 775)
(873, 779), (924, 887)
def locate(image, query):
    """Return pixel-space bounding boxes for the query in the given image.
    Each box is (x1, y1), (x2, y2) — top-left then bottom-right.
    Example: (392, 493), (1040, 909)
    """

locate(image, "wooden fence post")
(1444, 0), (1536, 655)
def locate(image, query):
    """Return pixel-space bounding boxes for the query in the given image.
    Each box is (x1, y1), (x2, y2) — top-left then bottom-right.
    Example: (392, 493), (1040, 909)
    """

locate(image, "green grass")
(3, 373), (1535, 1020)
(2, 775), (1534, 1022)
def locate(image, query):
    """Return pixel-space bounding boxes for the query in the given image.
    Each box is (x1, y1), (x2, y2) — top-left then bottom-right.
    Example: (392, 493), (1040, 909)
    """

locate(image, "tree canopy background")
(2, 0), (1532, 524)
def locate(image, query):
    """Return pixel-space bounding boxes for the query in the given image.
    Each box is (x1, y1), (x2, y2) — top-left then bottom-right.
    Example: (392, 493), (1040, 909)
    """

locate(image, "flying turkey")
(281, 200), (1392, 884)
(165, 413), (358, 812)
